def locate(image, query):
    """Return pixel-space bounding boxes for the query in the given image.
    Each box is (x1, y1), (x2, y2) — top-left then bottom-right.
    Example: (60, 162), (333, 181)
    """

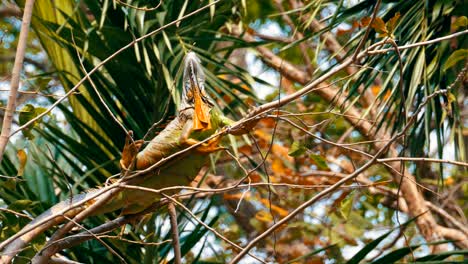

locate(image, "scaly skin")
(0, 52), (239, 263)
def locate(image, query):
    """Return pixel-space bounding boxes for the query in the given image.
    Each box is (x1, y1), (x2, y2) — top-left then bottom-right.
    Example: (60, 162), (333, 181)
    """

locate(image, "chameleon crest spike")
(184, 52), (205, 82)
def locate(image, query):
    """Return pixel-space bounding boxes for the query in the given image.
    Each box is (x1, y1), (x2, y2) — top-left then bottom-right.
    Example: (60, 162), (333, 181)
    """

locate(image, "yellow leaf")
(17, 150), (27, 176)
(255, 210), (273, 223)
(453, 16), (468, 30)
(444, 177), (454, 186)
(271, 157), (287, 175)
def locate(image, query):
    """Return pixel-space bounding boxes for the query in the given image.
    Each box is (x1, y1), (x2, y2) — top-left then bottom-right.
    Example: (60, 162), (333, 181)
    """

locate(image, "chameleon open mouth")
(183, 52), (212, 131)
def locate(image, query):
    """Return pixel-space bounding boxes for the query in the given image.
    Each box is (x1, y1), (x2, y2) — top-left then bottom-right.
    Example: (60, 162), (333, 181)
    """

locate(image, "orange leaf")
(337, 28), (351, 36)
(386, 12), (401, 33)
(361, 16), (371, 26)
(352, 20), (360, 29)
(271, 157), (287, 175)
(444, 177), (454, 186)
(371, 17), (388, 34)
(250, 171), (262, 183)
(371, 85), (381, 96)
(254, 129), (271, 141)
(371, 85), (391, 100)
(260, 198), (289, 217)
(238, 145), (253, 155)
(258, 117), (276, 128)
(272, 144), (292, 160)
(224, 192), (249, 200)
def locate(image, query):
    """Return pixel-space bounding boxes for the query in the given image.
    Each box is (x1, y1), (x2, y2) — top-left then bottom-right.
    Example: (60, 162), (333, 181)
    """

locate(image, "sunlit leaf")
(288, 141), (307, 157)
(386, 12), (401, 34)
(7, 199), (37, 211)
(443, 49), (468, 71)
(339, 191), (354, 220)
(18, 104), (48, 139)
(255, 210), (273, 222)
(310, 154), (329, 170)
(371, 17), (387, 34)
(162, 30), (173, 55)
(452, 16), (468, 30)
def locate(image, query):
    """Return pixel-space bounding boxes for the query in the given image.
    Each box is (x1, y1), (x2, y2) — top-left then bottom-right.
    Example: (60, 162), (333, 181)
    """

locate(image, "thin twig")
(0, 208), (33, 220)
(367, 29), (468, 54)
(114, 0), (162, 11)
(279, 116), (441, 197)
(72, 33), (130, 137)
(426, 203), (468, 236)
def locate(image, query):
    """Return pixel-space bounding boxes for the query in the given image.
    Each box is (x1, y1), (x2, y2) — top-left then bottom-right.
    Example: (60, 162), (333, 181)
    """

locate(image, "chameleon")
(0, 52), (256, 263)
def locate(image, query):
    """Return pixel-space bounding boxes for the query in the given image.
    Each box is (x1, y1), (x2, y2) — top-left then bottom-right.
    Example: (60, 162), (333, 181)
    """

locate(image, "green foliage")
(444, 49), (468, 71)
(288, 141), (307, 157)
(18, 104), (47, 139)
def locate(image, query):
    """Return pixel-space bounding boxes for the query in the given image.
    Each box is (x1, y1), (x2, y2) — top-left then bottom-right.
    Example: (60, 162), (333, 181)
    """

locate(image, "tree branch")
(0, 0), (35, 163)
(231, 25), (468, 254)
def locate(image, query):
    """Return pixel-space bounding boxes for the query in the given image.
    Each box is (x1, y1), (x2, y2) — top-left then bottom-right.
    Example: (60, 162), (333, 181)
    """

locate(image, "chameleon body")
(0, 52), (242, 263)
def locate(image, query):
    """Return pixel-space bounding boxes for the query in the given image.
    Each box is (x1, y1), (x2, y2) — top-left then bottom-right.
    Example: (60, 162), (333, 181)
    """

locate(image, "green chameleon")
(0, 52), (256, 262)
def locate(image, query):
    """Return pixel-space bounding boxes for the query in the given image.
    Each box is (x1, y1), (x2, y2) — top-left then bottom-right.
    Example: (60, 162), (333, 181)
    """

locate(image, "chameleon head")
(182, 52), (213, 131)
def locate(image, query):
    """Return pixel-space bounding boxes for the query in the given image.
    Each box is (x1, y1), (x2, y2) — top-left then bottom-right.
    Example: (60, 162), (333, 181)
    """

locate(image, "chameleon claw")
(120, 131), (144, 171)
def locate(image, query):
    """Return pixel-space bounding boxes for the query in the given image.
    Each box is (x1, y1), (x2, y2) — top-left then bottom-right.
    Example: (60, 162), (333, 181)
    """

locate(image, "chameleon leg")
(181, 120), (225, 153)
(184, 135), (226, 153)
(120, 131), (144, 170)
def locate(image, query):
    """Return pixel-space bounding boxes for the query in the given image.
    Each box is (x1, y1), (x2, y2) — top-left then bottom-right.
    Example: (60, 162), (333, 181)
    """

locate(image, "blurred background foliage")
(0, 0), (466, 263)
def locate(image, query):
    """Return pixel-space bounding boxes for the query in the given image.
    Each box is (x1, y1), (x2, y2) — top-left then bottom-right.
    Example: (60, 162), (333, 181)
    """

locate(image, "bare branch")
(377, 157), (468, 168)
(0, 0), (36, 163)
(367, 29), (468, 54)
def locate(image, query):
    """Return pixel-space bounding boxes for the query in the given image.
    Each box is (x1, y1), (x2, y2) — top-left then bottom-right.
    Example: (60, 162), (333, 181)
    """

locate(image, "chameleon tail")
(0, 192), (95, 263)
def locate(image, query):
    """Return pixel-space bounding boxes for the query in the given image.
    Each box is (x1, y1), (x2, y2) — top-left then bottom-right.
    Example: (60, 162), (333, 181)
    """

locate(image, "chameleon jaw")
(192, 81), (211, 131)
